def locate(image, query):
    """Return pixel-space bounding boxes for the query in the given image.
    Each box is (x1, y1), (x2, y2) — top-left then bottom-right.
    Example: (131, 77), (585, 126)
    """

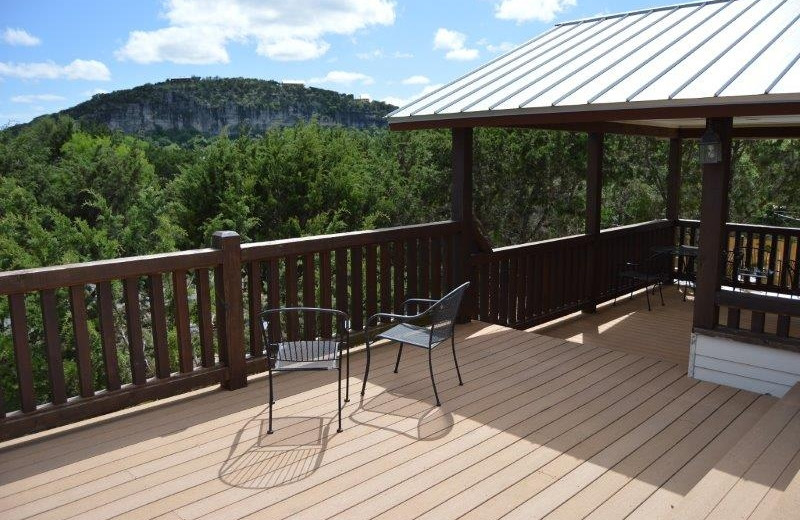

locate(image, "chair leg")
(429, 349), (441, 407)
(394, 343), (404, 373)
(645, 284), (652, 311)
(345, 347), (350, 403)
(267, 368), (274, 434)
(658, 283), (665, 306)
(451, 336), (463, 386)
(337, 364), (343, 433)
(361, 341), (371, 396)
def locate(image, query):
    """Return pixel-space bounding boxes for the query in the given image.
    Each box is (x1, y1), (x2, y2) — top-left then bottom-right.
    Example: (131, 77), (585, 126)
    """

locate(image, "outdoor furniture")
(259, 307), (350, 434)
(360, 282), (470, 406)
(651, 244), (699, 301)
(615, 253), (670, 311)
(725, 246), (775, 289)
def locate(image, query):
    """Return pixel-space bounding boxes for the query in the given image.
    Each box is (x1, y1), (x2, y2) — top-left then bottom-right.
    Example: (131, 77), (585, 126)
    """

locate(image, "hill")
(60, 77), (396, 139)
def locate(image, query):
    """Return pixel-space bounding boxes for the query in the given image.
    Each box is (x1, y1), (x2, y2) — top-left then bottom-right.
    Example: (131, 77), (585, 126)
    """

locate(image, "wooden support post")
(213, 231), (247, 390)
(452, 127), (475, 320)
(667, 137), (682, 222)
(583, 132), (604, 313)
(693, 118), (733, 330)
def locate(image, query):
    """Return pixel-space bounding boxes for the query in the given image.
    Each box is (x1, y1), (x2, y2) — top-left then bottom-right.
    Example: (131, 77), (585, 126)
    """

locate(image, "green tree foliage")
(0, 114), (797, 412)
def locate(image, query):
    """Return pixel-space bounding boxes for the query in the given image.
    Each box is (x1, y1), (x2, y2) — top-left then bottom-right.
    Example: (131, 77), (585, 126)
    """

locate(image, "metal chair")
(615, 253), (670, 311)
(259, 307), (350, 434)
(360, 282), (470, 406)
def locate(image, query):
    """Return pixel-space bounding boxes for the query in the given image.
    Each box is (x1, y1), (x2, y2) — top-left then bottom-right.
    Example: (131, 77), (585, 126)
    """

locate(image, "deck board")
(0, 318), (786, 520)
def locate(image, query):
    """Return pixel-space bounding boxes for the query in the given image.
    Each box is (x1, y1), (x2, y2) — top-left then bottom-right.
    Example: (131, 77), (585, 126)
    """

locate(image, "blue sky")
(1, 0), (662, 125)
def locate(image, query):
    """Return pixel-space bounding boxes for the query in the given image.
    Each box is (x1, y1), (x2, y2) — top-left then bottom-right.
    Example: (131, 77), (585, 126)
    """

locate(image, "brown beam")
(679, 126), (800, 139)
(666, 138), (682, 222)
(452, 127), (474, 223)
(693, 117), (733, 330)
(586, 133), (604, 236)
(523, 121), (680, 138)
(584, 132), (604, 313)
(452, 127), (474, 319)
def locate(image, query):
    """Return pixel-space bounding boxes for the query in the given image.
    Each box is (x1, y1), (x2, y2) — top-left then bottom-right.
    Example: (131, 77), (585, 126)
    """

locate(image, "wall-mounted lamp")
(699, 127), (722, 164)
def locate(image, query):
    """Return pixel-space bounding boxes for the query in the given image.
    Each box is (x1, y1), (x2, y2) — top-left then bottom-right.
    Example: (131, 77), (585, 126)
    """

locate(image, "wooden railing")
(715, 291), (800, 344)
(470, 220), (674, 328)
(678, 219), (800, 294)
(0, 221), (463, 440)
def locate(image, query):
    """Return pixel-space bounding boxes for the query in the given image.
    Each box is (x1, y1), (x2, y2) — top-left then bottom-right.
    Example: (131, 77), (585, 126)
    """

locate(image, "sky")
(1, 0), (665, 125)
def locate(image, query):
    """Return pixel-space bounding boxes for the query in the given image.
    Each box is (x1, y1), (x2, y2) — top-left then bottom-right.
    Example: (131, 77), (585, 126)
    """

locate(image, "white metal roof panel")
(388, 0), (800, 129)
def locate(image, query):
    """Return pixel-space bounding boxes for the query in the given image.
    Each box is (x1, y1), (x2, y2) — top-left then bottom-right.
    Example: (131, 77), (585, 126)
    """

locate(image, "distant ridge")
(59, 77), (397, 139)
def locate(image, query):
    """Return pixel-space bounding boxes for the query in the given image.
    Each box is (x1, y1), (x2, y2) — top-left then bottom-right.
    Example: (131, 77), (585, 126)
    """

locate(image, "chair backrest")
(259, 307), (349, 365)
(429, 282), (470, 341)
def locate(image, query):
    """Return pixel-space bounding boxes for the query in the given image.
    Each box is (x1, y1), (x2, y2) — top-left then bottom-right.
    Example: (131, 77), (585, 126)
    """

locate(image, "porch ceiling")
(388, 0), (800, 135)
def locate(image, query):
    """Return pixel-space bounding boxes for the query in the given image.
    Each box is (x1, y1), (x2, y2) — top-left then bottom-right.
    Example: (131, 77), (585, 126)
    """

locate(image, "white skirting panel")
(689, 333), (800, 397)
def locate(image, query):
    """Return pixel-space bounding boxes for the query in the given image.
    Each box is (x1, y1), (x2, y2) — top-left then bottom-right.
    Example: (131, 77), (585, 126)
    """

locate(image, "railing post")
(693, 117), (733, 330)
(452, 127), (475, 322)
(213, 231), (247, 390)
(582, 132), (604, 313)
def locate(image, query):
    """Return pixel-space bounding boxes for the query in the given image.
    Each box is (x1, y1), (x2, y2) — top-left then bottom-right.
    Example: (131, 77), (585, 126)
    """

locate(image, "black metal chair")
(615, 253), (670, 311)
(259, 307), (350, 434)
(360, 282), (470, 406)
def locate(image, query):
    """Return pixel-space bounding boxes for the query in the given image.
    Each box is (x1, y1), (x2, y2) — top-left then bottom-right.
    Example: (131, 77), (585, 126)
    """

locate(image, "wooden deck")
(0, 319), (794, 520)
(535, 285), (694, 366)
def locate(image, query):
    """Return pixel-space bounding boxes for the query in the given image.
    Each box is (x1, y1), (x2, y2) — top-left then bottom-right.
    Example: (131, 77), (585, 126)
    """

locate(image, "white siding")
(689, 332), (800, 397)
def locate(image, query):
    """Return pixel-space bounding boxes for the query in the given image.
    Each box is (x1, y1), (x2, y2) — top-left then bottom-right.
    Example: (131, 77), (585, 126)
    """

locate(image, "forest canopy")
(1, 114), (798, 273)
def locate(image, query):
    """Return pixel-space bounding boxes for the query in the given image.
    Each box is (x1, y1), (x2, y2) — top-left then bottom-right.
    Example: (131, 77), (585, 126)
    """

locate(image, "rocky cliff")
(61, 77), (396, 138)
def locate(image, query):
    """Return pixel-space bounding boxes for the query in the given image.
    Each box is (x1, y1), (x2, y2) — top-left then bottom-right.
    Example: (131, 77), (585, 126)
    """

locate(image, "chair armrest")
(403, 298), (437, 314)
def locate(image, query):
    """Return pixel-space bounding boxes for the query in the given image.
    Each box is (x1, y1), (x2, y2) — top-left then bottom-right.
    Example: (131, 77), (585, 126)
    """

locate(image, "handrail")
(0, 249), (221, 294)
(242, 221), (460, 261)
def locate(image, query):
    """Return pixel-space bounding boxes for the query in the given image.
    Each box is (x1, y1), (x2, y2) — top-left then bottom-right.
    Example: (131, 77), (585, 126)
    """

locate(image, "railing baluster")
(173, 270), (194, 372)
(507, 257), (518, 325)
(196, 268), (215, 368)
(124, 277), (147, 384)
(320, 251), (332, 336)
(430, 237), (442, 299)
(40, 289), (67, 403)
(9, 294), (35, 412)
(351, 247), (363, 330)
(393, 241), (405, 313)
(751, 311), (765, 333)
(69, 285), (94, 397)
(335, 248), (348, 316)
(246, 262), (262, 358)
(148, 274), (171, 379)
(365, 245), (377, 320)
(97, 281), (121, 391)
(380, 243), (391, 315)
(419, 238), (430, 299)
(406, 239), (418, 299)
(303, 253), (316, 340)
(286, 256), (299, 337)
(266, 260), (280, 344)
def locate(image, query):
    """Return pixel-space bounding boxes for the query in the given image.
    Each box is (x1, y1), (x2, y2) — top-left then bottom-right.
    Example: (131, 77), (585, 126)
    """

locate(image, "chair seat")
(273, 340), (340, 371)
(619, 269), (664, 284)
(377, 323), (447, 349)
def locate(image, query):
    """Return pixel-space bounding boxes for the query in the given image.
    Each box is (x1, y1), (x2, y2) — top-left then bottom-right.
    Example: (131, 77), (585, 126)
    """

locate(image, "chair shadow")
(218, 411), (330, 489)
(350, 389), (454, 441)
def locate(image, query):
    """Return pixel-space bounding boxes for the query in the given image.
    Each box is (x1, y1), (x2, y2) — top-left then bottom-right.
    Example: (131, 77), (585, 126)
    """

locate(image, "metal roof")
(388, 0), (800, 133)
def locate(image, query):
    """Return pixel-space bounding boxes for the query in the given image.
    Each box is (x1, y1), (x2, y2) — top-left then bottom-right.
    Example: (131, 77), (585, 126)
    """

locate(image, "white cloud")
(486, 41), (517, 54)
(10, 94), (65, 103)
(118, 27), (229, 64)
(308, 70), (374, 86)
(357, 49), (384, 60)
(3, 28), (41, 46)
(382, 84), (443, 108)
(116, 0), (396, 64)
(494, 0), (576, 23)
(433, 28), (479, 61)
(402, 75), (430, 85)
(393, 51), (413, 59)
(0, 59), (111, 81)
